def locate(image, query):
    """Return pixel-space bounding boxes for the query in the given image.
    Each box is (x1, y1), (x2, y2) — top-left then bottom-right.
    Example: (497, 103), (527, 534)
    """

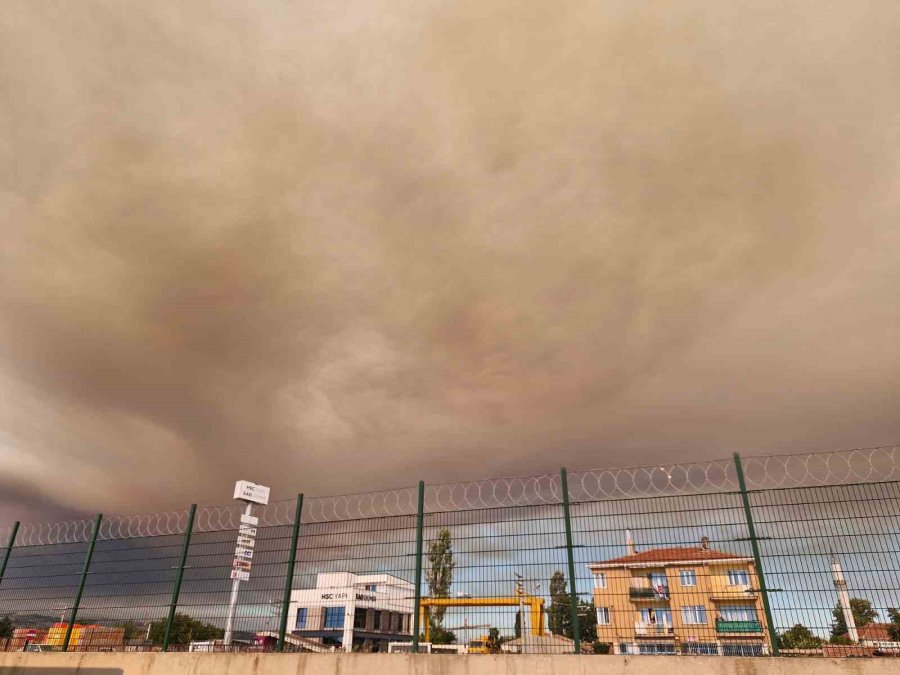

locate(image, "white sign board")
(240, 513), (259, 526)
(236, 535), (255, 548)
(234, 480), (270, 505)
(234, 546), (254, 560)
(230, 569), (250, 581)
(232, 559), (252, 572)
(239, 525), (257, 537)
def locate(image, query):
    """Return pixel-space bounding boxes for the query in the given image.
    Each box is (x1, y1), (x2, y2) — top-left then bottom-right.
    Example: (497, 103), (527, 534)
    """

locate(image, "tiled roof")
(850, 623), (892, 641)
(591, 546), (748, 567)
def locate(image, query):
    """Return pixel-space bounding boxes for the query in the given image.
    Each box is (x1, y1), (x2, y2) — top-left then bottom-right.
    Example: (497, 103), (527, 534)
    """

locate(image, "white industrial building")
(288, 572), (415, 652)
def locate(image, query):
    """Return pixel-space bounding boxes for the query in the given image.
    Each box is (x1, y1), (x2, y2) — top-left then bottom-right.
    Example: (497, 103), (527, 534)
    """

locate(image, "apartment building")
(588, 534), (769, 656)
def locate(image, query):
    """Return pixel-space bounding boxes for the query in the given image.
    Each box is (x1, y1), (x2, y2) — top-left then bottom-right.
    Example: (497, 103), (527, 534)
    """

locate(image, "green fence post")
(63, 513), (102, 652)
(0, 522), (20, 588)
(411, 481), (425, 653)
(560, 468), (581, 654)
(733, 453), (780, 656)
(277, 493), (304, 652)
(162, 504), (197, 652)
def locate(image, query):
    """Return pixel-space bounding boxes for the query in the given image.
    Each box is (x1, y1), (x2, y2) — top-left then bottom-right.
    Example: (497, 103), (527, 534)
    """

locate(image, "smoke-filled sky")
(1, 0), (898, 522)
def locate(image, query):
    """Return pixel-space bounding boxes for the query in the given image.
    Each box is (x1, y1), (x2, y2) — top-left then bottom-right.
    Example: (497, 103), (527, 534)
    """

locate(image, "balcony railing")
(716, 619), (763, 633)
(635, 622), (674, 636)
(629, 585), (669, 600)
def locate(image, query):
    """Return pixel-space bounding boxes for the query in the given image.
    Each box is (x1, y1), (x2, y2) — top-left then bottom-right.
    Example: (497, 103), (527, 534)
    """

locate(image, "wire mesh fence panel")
(291, 513), (419, 652)
(174, 522), (294, 651)
(748, 481), (900, 656)
(70, 533), (184, 651)
(417, 504), (569, 655)
(570, 491), (762, 656)
(0, 540), (89, 651)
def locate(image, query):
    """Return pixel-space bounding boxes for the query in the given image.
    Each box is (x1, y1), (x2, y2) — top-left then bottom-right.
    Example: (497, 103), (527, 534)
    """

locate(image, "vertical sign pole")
(63, 513), (102, 652)
(162, 504), (197, 652)
(223, 502), (252, 646)
(560, 468), (581, 654)
(733, 453), (779, 656)
(277, 493), (304, 652)
(411, 481), (425, 653)
(0, 522), (20, 587)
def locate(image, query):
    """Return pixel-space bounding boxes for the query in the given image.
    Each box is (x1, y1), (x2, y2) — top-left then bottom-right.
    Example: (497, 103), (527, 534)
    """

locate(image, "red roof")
(851, 623), (892, 641)
(593, 546), (748, 566)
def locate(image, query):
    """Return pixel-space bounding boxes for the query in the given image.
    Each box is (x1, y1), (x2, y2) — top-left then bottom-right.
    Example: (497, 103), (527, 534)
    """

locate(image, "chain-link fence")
(0, 446), (898, 657)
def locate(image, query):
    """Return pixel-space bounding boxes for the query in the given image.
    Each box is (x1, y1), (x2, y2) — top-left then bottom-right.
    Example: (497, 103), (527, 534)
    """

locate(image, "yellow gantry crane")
(419, 595), (545, 643)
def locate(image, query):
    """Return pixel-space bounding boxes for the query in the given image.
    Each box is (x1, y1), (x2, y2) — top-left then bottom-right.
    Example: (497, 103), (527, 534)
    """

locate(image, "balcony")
(629, 584), (669, 600)
(635, 622), (675, 637)
(716, 619), (763, 634)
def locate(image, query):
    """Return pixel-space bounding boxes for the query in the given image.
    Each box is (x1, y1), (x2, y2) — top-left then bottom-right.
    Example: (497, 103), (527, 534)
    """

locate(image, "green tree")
(548, 571), (568, 636)
(592, 641), (611, 654)
(830, 598), (878, 642)
(148, 613), (224, 646)
(486, 627), (502, 654)
(425, 528), (455, 631)
(576, 599), (598, 644)
(0, 615), (13, 639)
(547, 571), (595, 643)
(779, 623), (823, 649)
(887, 608), (900, 642)
(119, 621), (141, 642)
(427, 624), (457, 645)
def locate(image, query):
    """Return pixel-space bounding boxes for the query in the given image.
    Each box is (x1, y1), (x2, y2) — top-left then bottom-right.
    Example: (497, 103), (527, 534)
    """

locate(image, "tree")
(147, 613), (224, 646)
(547, 571), (596, 643)
(425, 528), (455, 631)
(486, 627), (502, 654)
(548, 571), (568, 636)
(514, 610), (521, 639)
(427, 624), (457, 645)
(119, 621), (141, 642)
(0, 616), (13, 639)
(830, 598), (878, 642)
(576, 599), (598, 644)
(887, 608), (900, 642)
(779, 623), (823, 649)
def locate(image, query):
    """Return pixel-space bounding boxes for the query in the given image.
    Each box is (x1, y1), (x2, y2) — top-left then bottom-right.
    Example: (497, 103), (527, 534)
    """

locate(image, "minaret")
(831, 553), (858, 643)
(626, 529), (636, 556)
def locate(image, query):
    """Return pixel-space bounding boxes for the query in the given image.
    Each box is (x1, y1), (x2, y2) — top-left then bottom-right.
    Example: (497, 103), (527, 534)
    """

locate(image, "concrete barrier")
(0, 653), (899, 675)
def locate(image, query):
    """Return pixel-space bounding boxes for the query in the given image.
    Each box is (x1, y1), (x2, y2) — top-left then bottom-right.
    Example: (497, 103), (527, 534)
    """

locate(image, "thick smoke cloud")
(1, 0), (898, 520)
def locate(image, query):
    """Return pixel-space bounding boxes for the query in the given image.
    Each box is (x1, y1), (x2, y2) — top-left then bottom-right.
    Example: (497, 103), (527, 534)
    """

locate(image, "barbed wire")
(4, 445), (897, 544)
(567, 457), (737, 501)
(742, 445), (900, 491)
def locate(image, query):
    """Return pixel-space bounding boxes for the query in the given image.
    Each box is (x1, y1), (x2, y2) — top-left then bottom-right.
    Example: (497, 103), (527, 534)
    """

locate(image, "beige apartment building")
(588, 534), (769, 656)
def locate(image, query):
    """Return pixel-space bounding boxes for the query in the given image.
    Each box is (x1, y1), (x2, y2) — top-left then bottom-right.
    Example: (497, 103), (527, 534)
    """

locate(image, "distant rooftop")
(589, 540), (751, 568)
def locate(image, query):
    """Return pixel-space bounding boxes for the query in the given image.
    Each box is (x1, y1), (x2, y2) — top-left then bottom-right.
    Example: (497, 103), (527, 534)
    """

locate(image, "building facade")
(288, 572), (414, 652)
(588, 535), (769, 656)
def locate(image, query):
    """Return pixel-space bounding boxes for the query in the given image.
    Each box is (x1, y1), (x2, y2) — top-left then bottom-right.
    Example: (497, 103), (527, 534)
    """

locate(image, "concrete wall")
(0, 653), (898, 675)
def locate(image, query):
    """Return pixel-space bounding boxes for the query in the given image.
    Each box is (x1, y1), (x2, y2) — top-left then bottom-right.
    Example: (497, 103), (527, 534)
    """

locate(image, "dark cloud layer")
(1, 0), (898, 521)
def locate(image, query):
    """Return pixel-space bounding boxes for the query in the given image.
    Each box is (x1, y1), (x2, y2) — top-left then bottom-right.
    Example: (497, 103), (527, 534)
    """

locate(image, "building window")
(722, 642), (763, 656)
(365, 584), (378, 592)
(681, 605), (707, 625)
(597, 607), (610, 624)
(324, 606), (345, 629)
(296, 608), (307, 629)
(679, 570), (697, 586)
(719, 605), (758, 622)
(353, 607), (367, 629)
(681, 642), (718, 655)
(638, 642), (676, 655)
(594, 572), (607, 589)
(640, 608), (672, 627)
(727, 570), (750, 586)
